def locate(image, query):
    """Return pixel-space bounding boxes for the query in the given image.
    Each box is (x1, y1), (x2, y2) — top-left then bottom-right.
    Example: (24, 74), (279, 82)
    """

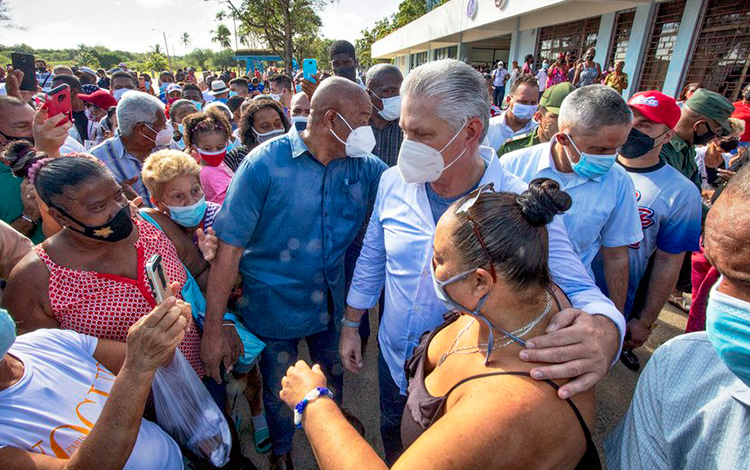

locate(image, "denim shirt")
(213, 124), (387, 339)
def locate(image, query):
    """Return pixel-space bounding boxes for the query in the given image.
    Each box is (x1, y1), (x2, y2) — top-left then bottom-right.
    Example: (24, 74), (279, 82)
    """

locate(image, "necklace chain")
(437, 291), (553, 367)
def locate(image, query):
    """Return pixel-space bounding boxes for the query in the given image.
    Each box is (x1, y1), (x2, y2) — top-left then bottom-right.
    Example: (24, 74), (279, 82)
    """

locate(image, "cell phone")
(303, 58), (317, 83)
(145, 254), (173, 304)
(44, 84), (72, 126)
(11, 52), (38, 91)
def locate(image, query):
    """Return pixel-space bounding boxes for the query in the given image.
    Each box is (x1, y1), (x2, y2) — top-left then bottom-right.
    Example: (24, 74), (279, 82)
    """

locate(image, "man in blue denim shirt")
(203, 77), (387, 467)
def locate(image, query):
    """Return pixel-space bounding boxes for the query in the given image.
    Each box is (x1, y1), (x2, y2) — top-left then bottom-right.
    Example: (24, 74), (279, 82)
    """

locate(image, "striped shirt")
(90, 133), (179, 207)
(605, 332), (750, 469)
(371, 119), (403, 168)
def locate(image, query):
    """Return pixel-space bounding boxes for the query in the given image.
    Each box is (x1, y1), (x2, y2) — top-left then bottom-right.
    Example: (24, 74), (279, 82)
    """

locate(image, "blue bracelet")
(294, 387), (334, 429)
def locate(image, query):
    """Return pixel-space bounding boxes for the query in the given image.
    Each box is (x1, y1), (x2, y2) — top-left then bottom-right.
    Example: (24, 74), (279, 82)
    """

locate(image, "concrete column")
(662, 0), (703, 97)
(457, 34), (470, 62)
(622, 2), (657, 100)
(596, 12), (617, 70)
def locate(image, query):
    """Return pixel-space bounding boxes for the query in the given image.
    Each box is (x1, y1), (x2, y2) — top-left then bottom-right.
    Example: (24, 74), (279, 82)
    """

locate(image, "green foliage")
(356, 0), (445, 68)
(74, 45), (100, 68)
(211, 24), (233, 49)
(186, 48), (214, 70)
(295, 36), (333, 73)
(145, 53), (168, 71)
(216, 0), (332, 73)
(213, 48), (237, 68)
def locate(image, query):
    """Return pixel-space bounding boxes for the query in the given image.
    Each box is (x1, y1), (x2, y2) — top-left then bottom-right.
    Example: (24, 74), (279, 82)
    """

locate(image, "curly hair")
(141, 149), (201, 200)
(183, 107), (232, 149)
(238, 99), (291, 147)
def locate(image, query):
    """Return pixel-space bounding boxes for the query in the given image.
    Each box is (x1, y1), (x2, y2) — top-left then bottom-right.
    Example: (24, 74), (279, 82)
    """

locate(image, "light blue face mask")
(563, 133), (617, 179)
(0, 308), (17, 357)
(706, 281), (750, 387)
(229, 91), (238, 97)
(167, 196), (207, 228)
(189, 100), (203, 111)
(430, 261), (525, 364)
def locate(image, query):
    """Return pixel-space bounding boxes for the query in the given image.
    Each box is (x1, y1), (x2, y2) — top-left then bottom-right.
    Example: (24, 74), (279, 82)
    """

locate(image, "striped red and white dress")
(34, 216), (205, 376)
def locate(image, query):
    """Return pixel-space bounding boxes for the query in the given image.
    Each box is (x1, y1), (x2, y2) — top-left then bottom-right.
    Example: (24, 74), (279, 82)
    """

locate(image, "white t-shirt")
(492, 67), (508, 87)
(0, 329), (182, 469)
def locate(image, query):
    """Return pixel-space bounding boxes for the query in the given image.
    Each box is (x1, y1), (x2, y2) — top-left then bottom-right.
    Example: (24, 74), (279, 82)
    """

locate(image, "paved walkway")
(233, 303), (689, 469)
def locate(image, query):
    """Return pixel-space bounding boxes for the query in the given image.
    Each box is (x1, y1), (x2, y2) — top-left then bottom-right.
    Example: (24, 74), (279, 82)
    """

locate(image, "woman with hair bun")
(278, 178), (601, 469)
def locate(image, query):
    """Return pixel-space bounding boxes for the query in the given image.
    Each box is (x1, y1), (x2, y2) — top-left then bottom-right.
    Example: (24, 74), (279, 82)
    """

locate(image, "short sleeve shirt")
(212, 125), (387, 339)
(500, 141), (643, 276)
(0, 329), (182, 469)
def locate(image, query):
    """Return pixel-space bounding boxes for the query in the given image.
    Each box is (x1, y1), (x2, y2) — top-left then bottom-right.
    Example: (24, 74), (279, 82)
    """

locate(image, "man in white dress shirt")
(485, 73), (539, 150)
(339, 59), (624, 465)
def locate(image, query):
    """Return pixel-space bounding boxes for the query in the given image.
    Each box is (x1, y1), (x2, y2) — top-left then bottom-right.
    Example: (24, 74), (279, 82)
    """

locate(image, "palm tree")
(150, 44), (163, 55)
(146, 53), (168, 73)
(180, 32), (191, 56)
(211, 24), (232, 50)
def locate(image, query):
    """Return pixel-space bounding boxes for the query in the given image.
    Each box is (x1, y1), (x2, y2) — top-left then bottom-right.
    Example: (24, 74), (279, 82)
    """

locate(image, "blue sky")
(1, 0), (402, 54)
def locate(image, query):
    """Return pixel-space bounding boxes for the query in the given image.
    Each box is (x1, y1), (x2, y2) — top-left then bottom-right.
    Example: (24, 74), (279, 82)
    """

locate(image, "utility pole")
(163, 31), (173, 73)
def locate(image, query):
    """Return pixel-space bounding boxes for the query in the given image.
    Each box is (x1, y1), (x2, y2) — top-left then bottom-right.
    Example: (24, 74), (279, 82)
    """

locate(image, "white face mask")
(269, 93), (282, 102)
(143, 123), (173, 147)
(330, 112), (376, 158)
(397, 122), (468, 184)
(511, 102), (537, 121)
(253, 127), (285, 143)
(372, 92), (401, 121)
(113, 88), (130, 102)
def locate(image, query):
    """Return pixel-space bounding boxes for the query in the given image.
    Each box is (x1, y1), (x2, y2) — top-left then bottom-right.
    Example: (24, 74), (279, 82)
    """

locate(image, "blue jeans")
(256, 321), (344, 455)
(493, 85), (505, 107)
(378, 349), (408, 466)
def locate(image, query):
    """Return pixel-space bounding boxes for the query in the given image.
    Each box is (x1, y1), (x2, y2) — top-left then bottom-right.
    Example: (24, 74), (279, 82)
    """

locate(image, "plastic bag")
(152, 348), (232, 467)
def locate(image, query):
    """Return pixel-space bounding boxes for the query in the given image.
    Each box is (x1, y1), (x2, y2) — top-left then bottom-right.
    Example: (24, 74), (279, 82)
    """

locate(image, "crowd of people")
(0, 36), (749, 469)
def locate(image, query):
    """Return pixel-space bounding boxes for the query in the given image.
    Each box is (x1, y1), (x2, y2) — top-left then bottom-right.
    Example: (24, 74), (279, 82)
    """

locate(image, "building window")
(637, 0), (687, 92)
(411, 51), (428, 69)
(684, 0), (750, 100)
(433, 46), (457, 61)
(607, 9), (636, 69)
(535, 16), (601, 67)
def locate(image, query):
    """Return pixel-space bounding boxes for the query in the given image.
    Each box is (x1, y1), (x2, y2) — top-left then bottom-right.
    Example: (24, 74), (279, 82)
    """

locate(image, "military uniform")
(496, 130), (541, 158)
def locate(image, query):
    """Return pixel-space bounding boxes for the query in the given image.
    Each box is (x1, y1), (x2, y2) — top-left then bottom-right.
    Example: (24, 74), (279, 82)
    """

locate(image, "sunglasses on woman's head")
(455, 182), (497, 282)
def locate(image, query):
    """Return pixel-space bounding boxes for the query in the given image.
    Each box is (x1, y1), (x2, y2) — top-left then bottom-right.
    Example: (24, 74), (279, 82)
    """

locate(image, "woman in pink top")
(184, 108), (234, 204)
(3, 152), (211, 377)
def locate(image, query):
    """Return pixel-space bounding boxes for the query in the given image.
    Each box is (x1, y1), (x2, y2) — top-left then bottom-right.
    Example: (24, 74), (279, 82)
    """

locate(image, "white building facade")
(372, 0), (750, 101)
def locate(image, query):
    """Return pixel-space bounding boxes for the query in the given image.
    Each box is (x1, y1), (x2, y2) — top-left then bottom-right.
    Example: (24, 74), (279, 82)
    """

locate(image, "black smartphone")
(11, 52), (38, 91)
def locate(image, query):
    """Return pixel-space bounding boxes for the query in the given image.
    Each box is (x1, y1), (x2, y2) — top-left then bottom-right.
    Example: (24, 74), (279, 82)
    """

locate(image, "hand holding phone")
(11, 52), (37, 92)
(302, 59), (317, 83)
(43, 84), (72, 126)
(146, 254), (175, 304)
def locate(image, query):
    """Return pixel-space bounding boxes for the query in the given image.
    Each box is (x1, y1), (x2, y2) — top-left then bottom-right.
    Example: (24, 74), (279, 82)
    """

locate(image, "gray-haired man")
(91, 91), (179, 205)
(499, 85), (642, 313)
(340, 59), (626, 464)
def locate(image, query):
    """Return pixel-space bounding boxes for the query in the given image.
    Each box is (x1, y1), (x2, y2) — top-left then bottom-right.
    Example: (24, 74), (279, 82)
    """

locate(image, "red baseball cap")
(627, 91), (680, 129)
(78, 89), (117, 110)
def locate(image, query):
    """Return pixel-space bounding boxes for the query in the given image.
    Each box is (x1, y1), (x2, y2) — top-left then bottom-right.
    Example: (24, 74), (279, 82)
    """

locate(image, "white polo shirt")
(500, 141), (643, 277)
(484, 109), (538, 151)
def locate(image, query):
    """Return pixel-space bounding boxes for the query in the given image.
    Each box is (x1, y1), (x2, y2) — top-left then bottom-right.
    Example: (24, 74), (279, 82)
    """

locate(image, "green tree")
(187, 48), (214, 70)
(214, 0), (333, 74)
(74, 45), (100, 68)
(150, 44), (163, 55)
(212, 48), (237, 69)
(295, 36), (332, 74)
(180, 32), (192, 55)
(356, 0), (445, 68)
(145, 53), (168, 72)
(211, 24), (232, 49)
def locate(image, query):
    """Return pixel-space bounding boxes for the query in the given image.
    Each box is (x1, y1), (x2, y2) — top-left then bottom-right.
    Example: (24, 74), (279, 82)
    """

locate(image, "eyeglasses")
(455, 182), (497, 282)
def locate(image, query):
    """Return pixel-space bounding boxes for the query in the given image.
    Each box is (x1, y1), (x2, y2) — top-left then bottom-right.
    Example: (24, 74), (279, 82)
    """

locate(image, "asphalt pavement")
(232, 302), (690, 469)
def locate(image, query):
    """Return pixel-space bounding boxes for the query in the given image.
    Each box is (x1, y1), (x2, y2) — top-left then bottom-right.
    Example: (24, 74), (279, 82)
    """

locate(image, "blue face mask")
(563, 133), (617, 179)
(217, 98), (228, 104)
(189, 100), (203, 111)
(706, 281), (750, 387)
(430, 261), (525, 364)
(229, 91), (238, 97)
(0, 308), (16, 357)
(167, 196), (207, 228)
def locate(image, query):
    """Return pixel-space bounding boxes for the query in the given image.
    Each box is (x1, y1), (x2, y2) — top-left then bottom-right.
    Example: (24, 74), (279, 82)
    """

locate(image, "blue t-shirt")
(593, 161), (701, 314)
